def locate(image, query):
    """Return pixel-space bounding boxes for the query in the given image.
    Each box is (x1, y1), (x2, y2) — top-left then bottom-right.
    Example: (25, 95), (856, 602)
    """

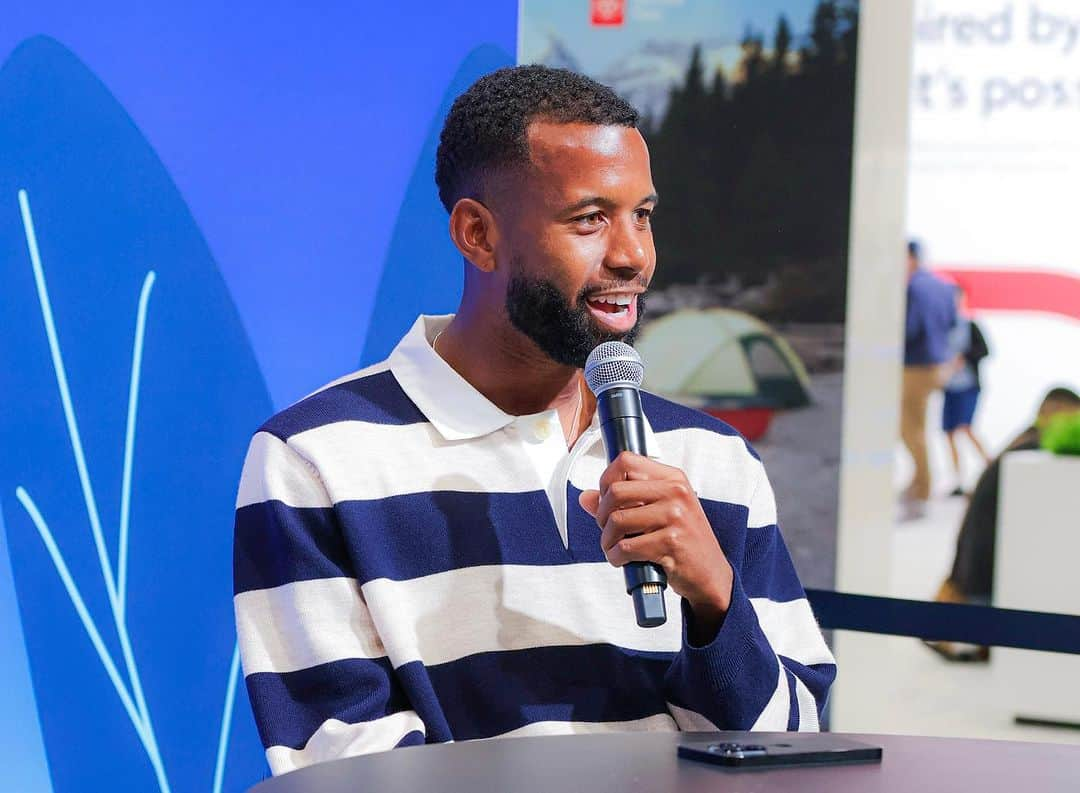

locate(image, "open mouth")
(584, 292), (638, 332)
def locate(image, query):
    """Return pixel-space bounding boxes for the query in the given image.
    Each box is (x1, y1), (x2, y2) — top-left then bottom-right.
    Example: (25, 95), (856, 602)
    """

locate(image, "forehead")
(522, 121), (653, 199)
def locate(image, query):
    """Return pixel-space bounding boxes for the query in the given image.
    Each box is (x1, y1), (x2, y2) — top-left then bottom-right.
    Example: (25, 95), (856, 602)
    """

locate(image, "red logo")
(591, 0), (625, 26)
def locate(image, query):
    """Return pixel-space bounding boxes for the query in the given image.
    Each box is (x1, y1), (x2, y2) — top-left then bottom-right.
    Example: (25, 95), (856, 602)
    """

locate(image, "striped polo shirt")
(234, 314), (836, 775)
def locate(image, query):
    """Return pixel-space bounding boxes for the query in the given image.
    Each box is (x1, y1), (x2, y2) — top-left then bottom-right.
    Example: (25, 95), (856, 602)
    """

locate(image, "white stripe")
(287, 421), (765, 512)
(568, 428), (765, 510)
(237, 575), (835, 677)
(746, 466), (778, 528)
(749, 597), (835, 668)
(289, 421), (547, 502)
(236, 580), (831, 679)
(265, 710), (424, 775)
(235, 577), (385, 675)
(489, 713), (678, 740)
(236, 431), (331, 509)
(794, 677), (821, 732)
(750, 658), (790, 730)
(362, 563), (684, 668)
(667, 702), (719, 732)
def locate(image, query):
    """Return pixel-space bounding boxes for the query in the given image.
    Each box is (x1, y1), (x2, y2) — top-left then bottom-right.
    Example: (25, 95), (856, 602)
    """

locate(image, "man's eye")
(635, 208), (653, 222)
(574, 212), (604, 227)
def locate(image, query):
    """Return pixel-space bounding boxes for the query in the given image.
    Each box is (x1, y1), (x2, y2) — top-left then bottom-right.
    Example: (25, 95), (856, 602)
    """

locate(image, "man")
(234, 66), (834, 776)
(929, 387), (1080, 661)
(941, 284), (990, 495)
(901, 240), (957, 517)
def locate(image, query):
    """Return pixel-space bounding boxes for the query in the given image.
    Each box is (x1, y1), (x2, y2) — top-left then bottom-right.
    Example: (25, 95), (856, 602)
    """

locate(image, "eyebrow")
(559, 193), (660, 216)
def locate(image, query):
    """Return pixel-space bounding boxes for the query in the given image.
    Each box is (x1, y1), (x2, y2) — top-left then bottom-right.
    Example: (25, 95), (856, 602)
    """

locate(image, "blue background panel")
(0, 3), (516, 790)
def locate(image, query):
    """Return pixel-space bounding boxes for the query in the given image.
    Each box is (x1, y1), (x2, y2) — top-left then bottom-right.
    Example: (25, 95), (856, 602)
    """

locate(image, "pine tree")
(737, 26), (766, 87)
(772, 16), (792, 76)
(647, 0), (857, 321)
(805, 1), (839, 72)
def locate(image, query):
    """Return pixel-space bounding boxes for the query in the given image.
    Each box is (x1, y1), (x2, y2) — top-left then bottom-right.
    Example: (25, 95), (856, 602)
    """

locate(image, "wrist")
(686, 577), (733, 645)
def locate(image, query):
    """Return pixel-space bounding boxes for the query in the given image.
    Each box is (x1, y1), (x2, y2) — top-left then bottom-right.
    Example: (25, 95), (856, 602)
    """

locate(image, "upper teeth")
(593, 294), (633, 306)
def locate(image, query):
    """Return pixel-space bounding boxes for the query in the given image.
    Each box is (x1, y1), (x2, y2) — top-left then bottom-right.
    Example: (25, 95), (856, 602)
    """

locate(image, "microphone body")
(585, 342), (668, 628)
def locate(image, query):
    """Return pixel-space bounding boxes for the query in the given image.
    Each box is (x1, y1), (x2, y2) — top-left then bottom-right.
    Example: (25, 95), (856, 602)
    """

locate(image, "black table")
(249, 731), (1080, 792)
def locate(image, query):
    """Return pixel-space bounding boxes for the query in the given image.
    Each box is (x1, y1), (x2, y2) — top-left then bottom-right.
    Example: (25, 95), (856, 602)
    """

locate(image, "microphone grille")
(584, 341), (644, 396)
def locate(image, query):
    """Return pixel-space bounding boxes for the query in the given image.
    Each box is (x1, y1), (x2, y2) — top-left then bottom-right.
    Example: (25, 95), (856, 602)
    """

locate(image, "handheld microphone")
(584, 341), (668, 628)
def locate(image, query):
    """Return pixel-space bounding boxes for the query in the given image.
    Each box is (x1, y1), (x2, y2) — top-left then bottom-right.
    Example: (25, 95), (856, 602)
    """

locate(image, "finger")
(595, 479), (678, 529)
(598, 451), (647, 493)
(578, 489), (600, 517)
(600, 501), (675, 552)
(598, 452), (686, 494)
(605, 528), (677, 573)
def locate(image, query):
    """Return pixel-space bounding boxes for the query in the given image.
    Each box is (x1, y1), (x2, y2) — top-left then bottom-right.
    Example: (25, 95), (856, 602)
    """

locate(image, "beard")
(505, 266), (647, 368)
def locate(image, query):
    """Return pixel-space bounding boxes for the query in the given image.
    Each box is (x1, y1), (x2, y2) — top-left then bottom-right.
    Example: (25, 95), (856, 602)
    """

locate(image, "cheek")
(640, 228), (656, 255)
(538, 229), (607, 282)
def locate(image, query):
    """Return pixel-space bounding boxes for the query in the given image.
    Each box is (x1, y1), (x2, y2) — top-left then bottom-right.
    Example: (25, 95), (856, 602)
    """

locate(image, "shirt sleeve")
(233, 431), (426, 775)
(905, 282), (924, 344)
(664, 465), (836, 732)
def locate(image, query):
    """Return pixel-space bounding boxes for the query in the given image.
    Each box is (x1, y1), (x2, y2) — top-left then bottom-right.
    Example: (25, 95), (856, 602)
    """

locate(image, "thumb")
(578, 489), (600, 517)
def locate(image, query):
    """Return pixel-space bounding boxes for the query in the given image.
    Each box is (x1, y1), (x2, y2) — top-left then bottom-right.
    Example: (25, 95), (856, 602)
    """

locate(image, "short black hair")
(1044, 387), (1080, 406)
(435, 65), (639, 212)
(907, 240), (922, 260)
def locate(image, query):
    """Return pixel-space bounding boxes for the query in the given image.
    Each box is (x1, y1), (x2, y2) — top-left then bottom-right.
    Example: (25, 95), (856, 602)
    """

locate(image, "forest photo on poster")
(520, 0), (859, 589)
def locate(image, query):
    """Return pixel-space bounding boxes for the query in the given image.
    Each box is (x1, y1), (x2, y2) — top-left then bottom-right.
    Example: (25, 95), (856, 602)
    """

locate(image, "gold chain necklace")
(567, 379), (585, 442)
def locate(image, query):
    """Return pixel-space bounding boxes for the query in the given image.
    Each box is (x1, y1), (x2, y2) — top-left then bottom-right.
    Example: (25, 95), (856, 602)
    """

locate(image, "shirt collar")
(388, 315), (515, 441)
(388, 314), (661, 454)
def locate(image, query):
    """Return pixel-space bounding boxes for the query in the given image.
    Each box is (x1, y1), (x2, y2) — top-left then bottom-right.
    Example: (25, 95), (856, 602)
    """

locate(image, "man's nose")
(603, 216), (648, 279)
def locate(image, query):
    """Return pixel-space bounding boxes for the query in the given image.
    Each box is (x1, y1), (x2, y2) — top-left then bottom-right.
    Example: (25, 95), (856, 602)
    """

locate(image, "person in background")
(928, 387), (1080, 661)
(900, 240), (957, 519)
(942, 284), (990, 495)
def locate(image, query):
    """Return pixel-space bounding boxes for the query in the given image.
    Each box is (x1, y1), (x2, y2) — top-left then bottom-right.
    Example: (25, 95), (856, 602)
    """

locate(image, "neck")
(439, 301), (585, 412)
(435, 302), (594, 445)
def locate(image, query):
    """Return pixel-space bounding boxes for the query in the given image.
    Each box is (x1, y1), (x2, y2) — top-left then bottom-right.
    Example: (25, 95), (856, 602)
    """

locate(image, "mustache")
(579, 276), (650, 301)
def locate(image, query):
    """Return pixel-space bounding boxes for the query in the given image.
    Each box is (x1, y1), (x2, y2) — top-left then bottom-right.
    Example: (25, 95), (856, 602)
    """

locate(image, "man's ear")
(448, 198), (499, 273)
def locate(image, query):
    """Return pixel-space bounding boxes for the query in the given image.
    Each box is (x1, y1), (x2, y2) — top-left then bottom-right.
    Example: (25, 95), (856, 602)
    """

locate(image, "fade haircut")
(435, 65), (640, 213)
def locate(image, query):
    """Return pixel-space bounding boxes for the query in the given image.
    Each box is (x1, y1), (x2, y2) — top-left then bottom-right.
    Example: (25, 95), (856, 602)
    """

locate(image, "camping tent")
(635, 308), (812, 439)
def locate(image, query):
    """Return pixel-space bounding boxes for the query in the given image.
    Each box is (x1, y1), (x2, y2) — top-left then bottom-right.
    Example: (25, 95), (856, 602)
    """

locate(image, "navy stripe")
(741, 524), (806, 602)
(337, 491), (571, 583)
(784, 668), (799, 731)
(778, 655), (835, 718)
(394, 662), (453, 742)
(394, 730), (426, 749)
(245, 657), (410, 750)
(234, 501), (353, 594)
(641, 391), (759, 460)
(236, 490), (766, 594)
(567, 483), (751, 570)
(667, 583), (778, 730)
(415, 644), (676, 741)
(259, 370), (427, 441)
(246, 644), (678, 751)
(344, 490), (756, 584)
(565, 485), (607, 563)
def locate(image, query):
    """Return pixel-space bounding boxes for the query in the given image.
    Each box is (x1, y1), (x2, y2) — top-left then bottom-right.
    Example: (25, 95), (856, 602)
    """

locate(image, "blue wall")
(0, 5), (515, 790)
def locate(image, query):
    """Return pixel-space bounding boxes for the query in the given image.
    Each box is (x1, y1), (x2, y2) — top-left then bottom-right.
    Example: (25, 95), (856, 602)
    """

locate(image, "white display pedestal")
(994, 450), (1080, 726)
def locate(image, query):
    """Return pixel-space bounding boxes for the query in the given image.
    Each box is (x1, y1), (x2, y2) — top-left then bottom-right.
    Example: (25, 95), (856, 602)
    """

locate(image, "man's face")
(494, 121), (657, 367)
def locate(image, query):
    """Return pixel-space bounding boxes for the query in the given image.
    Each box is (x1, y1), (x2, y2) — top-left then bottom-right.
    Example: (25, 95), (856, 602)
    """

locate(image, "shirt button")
(534, 421), (552, 440)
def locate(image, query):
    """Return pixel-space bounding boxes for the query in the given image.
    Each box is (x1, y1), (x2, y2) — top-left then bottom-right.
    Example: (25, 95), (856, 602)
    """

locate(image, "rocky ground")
(755, 370), (844, 590)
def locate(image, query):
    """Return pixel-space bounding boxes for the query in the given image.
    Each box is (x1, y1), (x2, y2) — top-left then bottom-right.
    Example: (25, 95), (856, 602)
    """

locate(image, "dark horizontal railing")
(805, 589), (1080, 655)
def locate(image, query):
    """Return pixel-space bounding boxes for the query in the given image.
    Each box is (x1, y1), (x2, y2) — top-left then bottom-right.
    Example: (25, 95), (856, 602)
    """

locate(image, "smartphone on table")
(678, 735), (882, 769)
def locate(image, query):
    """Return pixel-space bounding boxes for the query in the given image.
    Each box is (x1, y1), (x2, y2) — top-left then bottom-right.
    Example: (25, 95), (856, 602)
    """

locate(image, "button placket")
(533, 419), (552, 441)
